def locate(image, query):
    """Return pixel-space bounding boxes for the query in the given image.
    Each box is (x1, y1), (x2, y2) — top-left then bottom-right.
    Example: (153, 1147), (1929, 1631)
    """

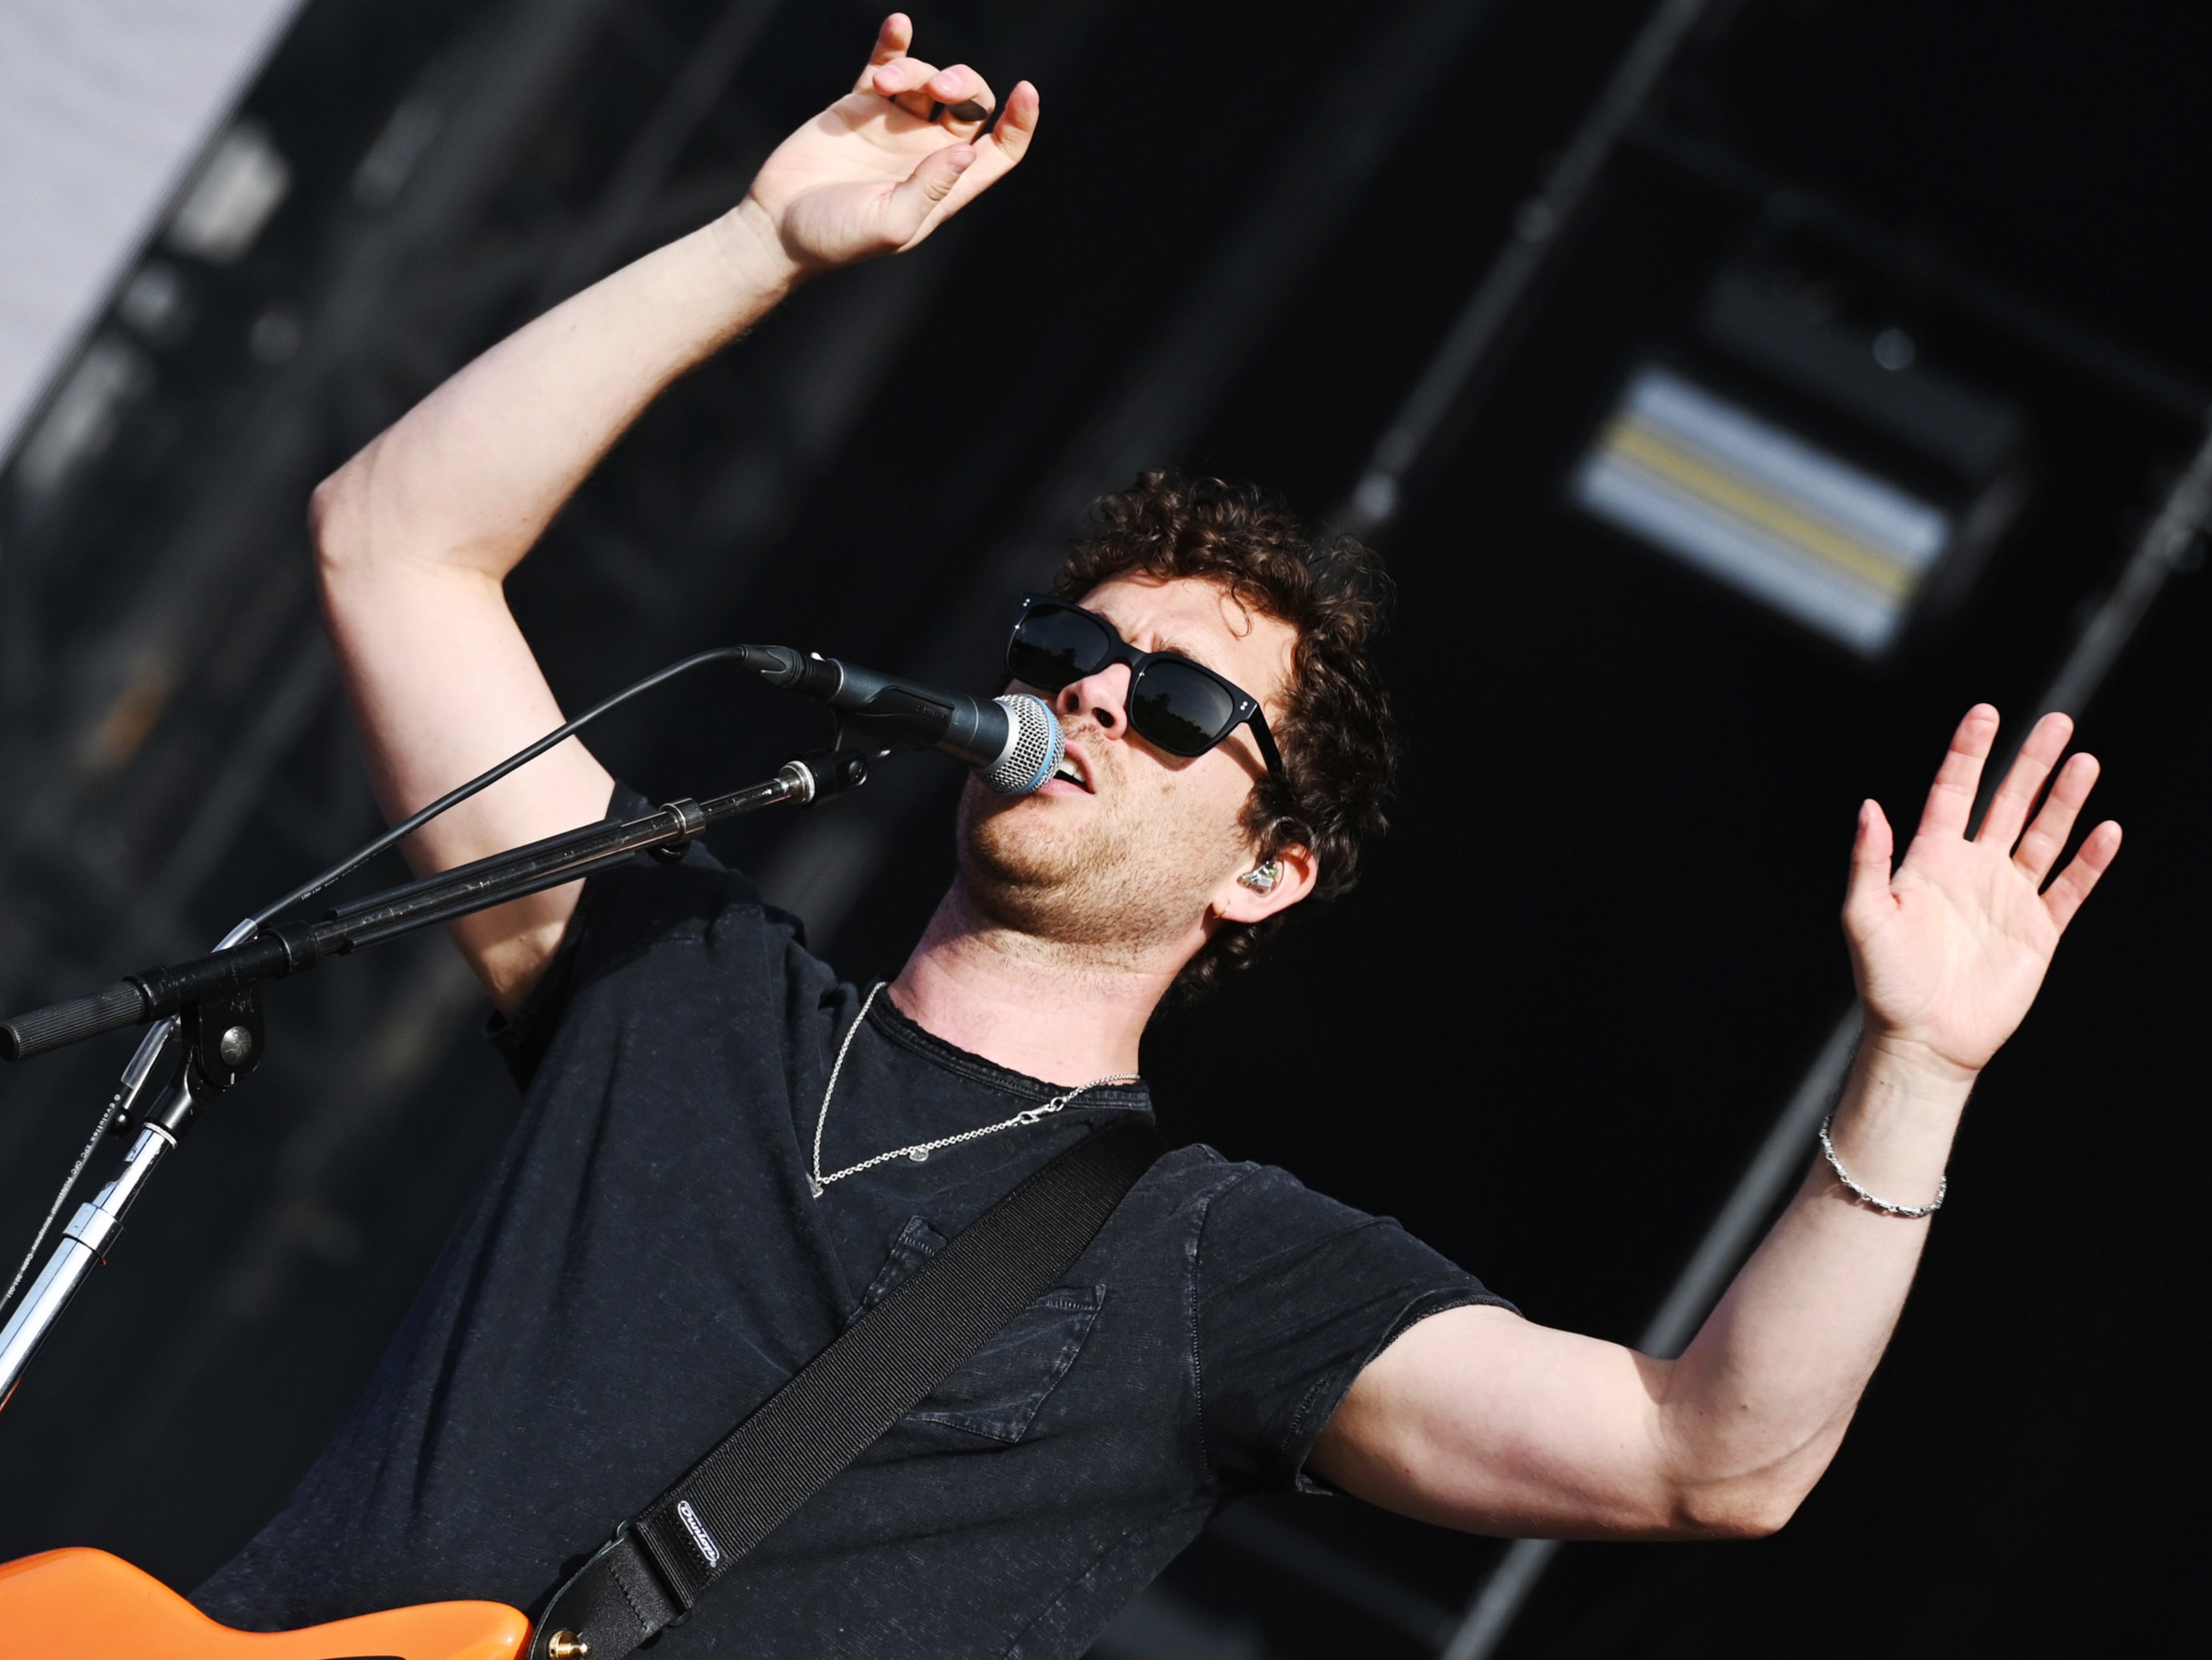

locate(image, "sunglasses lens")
(1132, 660), (1237, 756)
(1008, 605), (1106, 690)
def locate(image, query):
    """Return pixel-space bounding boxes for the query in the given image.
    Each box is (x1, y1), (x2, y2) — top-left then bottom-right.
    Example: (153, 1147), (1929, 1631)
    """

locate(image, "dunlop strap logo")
(675, 1499), (720, 1568)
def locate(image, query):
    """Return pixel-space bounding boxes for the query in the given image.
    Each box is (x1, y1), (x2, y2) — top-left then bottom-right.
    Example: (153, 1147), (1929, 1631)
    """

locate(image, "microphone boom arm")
(2, 750), (869, 1065)
(0, 746), (872, 1407)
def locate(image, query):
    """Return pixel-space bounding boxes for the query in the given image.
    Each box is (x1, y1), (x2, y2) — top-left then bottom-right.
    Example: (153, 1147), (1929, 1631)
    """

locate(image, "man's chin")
(952, 777), (1208, 952)
(957, 802), (1084, 911)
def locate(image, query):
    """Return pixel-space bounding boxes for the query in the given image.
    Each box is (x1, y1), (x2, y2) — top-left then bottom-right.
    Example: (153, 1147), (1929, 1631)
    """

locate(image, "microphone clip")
(782, 745), (878, 808)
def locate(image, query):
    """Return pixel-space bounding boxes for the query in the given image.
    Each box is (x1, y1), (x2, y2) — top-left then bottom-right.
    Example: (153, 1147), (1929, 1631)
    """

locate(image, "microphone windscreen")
(981, 694), (1064, 796)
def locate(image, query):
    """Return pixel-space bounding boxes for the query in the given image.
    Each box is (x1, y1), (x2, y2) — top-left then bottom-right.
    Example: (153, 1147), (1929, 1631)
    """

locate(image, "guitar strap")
(525, 1114), (1165, 1660)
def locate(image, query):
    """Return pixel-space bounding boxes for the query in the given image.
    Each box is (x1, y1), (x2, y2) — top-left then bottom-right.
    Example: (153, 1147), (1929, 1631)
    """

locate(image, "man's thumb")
(884, 145), (976, 242)
(1844, 798), (1894, 925)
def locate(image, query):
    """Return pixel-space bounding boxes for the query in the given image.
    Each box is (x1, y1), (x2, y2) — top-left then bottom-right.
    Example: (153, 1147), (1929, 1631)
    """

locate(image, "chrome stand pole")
(0, 1082), (195, 1403)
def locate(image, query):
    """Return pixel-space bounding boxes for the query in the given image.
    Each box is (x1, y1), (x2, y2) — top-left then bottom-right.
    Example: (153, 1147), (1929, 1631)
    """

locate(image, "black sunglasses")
(1006, 594), (1286, 787)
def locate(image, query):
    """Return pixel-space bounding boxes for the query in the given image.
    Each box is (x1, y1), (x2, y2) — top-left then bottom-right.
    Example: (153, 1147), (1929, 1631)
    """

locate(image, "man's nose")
(1057, 664), (1130, 736)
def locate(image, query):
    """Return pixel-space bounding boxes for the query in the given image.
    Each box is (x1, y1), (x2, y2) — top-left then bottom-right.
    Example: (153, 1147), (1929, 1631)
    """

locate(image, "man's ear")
(1211, 842), (1317, 925)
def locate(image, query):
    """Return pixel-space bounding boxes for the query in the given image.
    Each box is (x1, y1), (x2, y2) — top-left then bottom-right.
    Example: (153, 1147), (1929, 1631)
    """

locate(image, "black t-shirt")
(196, 792), (1507, 1657)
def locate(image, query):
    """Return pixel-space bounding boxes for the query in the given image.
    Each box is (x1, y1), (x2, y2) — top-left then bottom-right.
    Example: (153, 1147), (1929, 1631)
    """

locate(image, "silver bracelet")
(1817, 1113), (1946, 1218)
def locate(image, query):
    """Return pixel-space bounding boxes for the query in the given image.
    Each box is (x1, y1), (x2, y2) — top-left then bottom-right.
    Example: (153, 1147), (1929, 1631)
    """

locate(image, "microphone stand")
(0, 748), (872, 1406)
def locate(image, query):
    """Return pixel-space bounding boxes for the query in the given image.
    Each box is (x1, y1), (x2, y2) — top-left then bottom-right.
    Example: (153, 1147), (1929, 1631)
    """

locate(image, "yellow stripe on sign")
(1601, 416), (1923, 599)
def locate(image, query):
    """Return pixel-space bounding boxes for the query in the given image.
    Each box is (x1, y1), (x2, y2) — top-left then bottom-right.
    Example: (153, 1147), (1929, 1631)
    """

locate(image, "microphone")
(741, 646), (1064, 796)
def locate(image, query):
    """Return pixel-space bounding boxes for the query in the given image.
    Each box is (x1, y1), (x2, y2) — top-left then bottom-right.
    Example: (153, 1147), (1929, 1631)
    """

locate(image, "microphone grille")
(982, 694), (1064, 796)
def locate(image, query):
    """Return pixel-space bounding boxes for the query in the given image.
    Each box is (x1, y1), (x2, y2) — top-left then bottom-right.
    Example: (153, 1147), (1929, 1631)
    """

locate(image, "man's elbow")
(1667, 1468), (1813, 1541)
(309, 458), (371, 579)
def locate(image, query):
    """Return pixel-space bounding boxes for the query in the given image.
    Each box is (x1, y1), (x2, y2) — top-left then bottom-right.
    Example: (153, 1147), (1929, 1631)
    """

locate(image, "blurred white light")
(1350, 471), (1399, 527)
(1573, 364), (1953, 656)
(18, 335), (150, 497)
(117, 259), (192, 343)
(249, 305), (303, 364)
(167, 119), (291, 264)
(353, 96), (443, 206)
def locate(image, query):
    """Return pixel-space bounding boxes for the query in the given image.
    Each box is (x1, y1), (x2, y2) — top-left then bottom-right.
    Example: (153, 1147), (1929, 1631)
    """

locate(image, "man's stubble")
(953, 762), (1240, 963)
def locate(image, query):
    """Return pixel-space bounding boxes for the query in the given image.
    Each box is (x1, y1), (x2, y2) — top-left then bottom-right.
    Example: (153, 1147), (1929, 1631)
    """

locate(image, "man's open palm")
(1844, 704), (2121, 1080)
(740, 14), (1037, 272)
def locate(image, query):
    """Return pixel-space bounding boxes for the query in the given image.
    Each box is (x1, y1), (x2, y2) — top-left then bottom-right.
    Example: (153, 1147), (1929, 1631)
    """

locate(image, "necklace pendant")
(807, 1174), (824, 1199)
(908, 1147), (930, 1162)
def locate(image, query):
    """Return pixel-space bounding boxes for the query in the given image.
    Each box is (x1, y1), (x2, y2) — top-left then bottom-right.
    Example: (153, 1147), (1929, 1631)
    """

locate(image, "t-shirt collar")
(864, 988), (1154, 1112)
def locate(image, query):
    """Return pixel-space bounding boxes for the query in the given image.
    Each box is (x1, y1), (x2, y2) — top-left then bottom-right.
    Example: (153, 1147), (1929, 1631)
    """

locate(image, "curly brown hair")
(1052, 471), (1397, 1001)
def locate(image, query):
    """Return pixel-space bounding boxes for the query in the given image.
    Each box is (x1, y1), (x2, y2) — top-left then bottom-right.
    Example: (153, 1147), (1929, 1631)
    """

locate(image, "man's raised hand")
(1842, 705), (2122, 1084)
(731, 14), (1038, 279)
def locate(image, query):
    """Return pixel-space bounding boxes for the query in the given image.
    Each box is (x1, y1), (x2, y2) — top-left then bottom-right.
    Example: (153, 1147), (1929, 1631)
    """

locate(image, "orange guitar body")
(0, 1547), (529, 1658)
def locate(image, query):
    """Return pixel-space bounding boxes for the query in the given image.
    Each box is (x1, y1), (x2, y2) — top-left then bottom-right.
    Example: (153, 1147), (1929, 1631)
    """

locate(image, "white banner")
(0, 0), (303, 462)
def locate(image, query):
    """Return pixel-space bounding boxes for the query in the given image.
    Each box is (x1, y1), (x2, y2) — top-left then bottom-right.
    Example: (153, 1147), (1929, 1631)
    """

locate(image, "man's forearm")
(303, 204), (798, 996)
(1319, 712), (2111, 1541)
(316, 203), (799, 578)
(291, 18), (1035, 1009)
(1653, 1040), (1970, 1530)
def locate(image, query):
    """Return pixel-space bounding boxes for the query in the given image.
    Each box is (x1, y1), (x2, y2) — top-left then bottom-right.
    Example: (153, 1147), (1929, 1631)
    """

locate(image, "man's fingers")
(880, 144), (976, 245)
(1842, 798), (1896, 934)
(2012, 750), (2099, 885)
(868, 58), (1005, 134)
(1913, 704), (1999, 843)
(2042, 820), (2122, 933)
(852, 13), (914, 88)
(831, 66), (1033, 255)
(929, 64), (996, 128)
(982, 78), (1040, 165)
(869, 55), (948, 120)
(875, 58), (999, 123)
(1978, 709), (2074, 851)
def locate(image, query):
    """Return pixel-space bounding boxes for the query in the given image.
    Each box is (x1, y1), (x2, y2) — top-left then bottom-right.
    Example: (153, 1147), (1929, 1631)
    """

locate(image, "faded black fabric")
(196, 788), (1507, 1658)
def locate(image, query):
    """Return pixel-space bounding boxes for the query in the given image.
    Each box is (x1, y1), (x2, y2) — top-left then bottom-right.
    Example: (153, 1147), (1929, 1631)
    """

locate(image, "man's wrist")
(710, 198), (811, 303)
(1857, 1028), (1981, 1103)
(1816, 1032), (1973, 1217)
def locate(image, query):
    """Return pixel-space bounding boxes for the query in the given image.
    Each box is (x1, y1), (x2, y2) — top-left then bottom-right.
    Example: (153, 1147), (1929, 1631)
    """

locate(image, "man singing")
(198, 16), (2120, 1655)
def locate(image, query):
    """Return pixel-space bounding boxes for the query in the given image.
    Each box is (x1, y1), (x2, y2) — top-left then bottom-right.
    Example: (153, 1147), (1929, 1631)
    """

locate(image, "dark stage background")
(2, 2), (2208, 1654)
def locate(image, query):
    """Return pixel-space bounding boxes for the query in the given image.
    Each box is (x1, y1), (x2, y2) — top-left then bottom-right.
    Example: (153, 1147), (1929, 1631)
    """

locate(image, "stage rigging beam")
(527, 0), (788, 311)
(1625, 125), (2212, 427)
(1336, 0), (1730, 544)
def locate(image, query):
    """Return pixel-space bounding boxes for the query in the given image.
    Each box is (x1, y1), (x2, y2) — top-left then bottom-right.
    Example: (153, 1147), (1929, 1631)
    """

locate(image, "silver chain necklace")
(807, 983), (1142, 1198)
